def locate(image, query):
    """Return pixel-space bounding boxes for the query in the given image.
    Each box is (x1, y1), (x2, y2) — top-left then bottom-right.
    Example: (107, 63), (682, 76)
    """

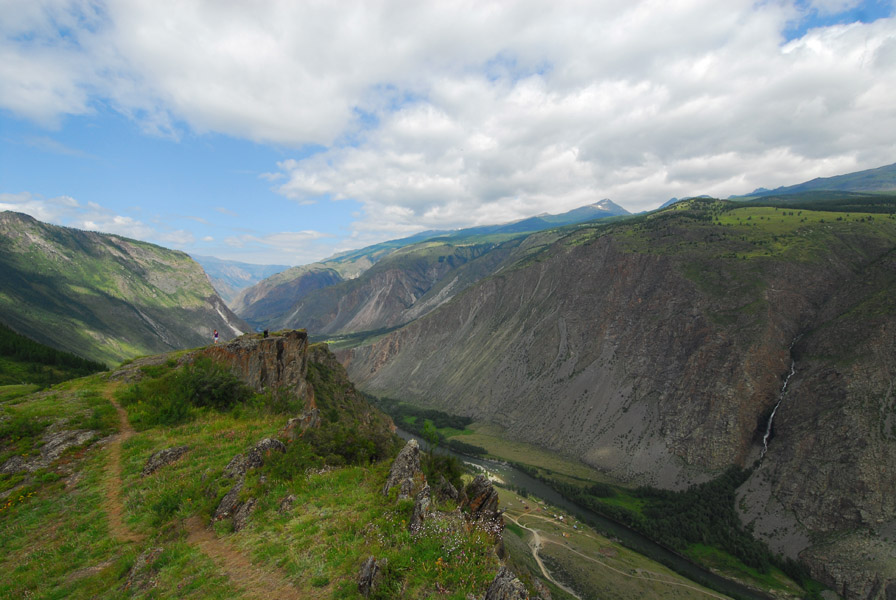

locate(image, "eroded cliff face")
(342, 205), (896, 596)
(269, 241), (518, 335)
(201, 330), (313, 404)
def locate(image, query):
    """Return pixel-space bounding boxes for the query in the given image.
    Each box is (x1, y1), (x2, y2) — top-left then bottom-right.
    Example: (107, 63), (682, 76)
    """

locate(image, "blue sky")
(1, 0), (894, 265)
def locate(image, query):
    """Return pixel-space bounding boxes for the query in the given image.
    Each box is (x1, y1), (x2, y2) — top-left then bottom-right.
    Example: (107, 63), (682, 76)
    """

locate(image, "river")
(396, 429), (771, 600)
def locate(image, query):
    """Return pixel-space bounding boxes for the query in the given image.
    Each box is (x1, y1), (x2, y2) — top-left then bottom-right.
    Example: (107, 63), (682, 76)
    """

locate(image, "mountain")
(0, 211), (248, 365)
(736, 161), (896, 198)
(190, 254), (289, 304)
(234, 200), (630, 332)
(340, 197), (896, 596)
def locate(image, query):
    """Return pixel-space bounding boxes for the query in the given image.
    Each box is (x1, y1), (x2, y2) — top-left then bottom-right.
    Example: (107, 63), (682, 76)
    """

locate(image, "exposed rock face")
(281, 409), (321, 440)
(408, 484), (432, 532)
(269, 241), (512, 334)
(383, 439), (424, 499)
(201, 330), (312, 405)
(484, 566), (529, 600)
(232, 497), (257, 532)
(434, 474), (460, 503)
(141, 446), (190, 476)
(464, 475), (502, 528)
(357, 556), (388, 597)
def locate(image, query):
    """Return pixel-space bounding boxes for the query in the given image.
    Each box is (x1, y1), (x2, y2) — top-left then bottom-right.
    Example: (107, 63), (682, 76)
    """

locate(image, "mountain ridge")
(0, 211), (248, 365)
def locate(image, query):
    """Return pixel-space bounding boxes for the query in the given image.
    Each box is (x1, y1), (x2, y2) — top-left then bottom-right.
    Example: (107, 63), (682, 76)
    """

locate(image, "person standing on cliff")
(214, 329), (218, 344)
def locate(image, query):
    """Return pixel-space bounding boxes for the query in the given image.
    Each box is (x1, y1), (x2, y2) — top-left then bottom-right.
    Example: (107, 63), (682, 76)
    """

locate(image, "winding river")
(397, 429), (771, 600)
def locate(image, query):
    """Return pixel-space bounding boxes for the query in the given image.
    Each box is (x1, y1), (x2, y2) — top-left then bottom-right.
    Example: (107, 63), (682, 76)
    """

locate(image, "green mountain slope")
(0, 211), (249, 365)
(737, 161), (896, 198)
(342, 196), (896, 597)
(0, 321), (106, 386)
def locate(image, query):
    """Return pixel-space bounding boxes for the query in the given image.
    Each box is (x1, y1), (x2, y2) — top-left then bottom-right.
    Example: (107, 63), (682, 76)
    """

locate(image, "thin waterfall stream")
(760, 338), (800, 460)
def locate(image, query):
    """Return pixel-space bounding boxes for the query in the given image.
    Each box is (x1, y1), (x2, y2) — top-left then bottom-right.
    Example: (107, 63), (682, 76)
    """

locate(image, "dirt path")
(102, 386), (144, 543)
(507, 514), (582, 599)
(185, 517), (308, 600)
(509, 512), (732, 600)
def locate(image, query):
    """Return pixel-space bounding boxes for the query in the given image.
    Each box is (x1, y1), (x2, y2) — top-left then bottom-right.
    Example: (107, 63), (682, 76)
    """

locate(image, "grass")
(685, 545), (802, 595)
(0, 354), (505, 599)
(448, 422), (607, 482)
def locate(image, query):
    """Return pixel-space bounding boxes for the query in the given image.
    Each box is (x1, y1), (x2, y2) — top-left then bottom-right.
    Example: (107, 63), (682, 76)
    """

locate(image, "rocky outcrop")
(434, 474), (461, 503)
(201, 330), (313, 405)
(213, 437), (286, 528)
(408, 484), (432, 532)
(464, 475), (503, 531)
(141, 446), (190, 476)
(357, 556), (388, 597)
(382, 439), (424, 499)
(484, 566), (529, 600)
(1, 429), (96, 474)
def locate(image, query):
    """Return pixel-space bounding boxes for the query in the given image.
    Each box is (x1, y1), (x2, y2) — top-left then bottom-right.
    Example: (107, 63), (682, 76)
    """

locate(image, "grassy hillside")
(0, 342), (517, 599)
(0, 211), (248, 365)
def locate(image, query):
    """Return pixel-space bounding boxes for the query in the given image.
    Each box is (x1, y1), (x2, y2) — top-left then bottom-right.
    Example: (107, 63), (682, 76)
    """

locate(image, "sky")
(1, 0), (894, 266)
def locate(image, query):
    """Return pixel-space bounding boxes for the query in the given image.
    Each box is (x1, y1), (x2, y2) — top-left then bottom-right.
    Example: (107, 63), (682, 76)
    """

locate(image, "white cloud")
(2, 0), (895, 247)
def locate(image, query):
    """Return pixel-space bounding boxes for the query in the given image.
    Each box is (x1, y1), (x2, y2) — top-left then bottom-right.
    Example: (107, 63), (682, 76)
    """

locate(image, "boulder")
(484, 566), (528, 600)
(358, 556), (388, 597)
(382, 439), (424, 499)
(141, 446), (190, 476)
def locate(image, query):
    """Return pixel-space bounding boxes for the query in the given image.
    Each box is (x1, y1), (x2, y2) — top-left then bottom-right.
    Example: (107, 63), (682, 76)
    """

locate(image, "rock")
(246, 438), (286, 469)
(141, 446), (190, 476)
(434, 474), (460, 503)
(464, 476), (501, 521)
(532, 577), (552, 600)
(484, 566), (528, 600)
(212, 479), (244, 522)
(124, 547), (164, 592)
(281, 408), (321, 440)
(408, 484), (431, 532)
(201, 330), (313, 403)
(278, 494), (297, 514)
(0, 455), (27, 475)
(223, 437), (286, 479)
(232, 497), (257, 532)
(383, 439), (424, 499)
(358, 556), (388, 597)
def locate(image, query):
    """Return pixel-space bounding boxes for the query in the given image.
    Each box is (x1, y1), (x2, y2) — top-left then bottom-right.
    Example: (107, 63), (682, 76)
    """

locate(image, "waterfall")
(760, 339), (800, 460)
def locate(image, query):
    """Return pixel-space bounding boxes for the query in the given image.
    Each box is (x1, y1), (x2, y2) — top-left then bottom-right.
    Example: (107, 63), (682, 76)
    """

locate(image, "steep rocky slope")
(261, 238), (528, 335)
(230, 265), (343, 328)
(234, 200), (629, 334)
(342, 199), (896, 596)
(0, 211), (248, 365)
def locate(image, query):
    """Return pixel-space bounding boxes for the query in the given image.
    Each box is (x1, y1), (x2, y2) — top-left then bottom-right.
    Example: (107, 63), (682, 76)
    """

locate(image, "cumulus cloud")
(2, 0), (895, 246)
(0, 190), (194, 247)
